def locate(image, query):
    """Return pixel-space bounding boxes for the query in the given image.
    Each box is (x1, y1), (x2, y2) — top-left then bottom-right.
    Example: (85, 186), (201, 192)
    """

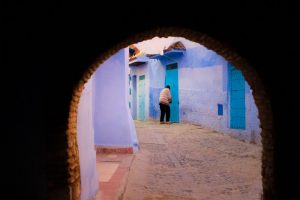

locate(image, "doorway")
(228, 63), (246, 129)
(138, 75), (146, 120)
(132, 75), (137, 120)
(165, 63), (179, 123)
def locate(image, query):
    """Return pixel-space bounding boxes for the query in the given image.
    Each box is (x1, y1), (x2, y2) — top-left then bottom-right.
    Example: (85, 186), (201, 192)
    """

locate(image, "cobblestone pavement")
(122, 121), (262, 200)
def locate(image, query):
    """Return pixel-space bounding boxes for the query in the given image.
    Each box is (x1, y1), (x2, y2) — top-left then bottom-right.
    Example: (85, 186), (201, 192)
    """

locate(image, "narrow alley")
(121, 121), (262, 200)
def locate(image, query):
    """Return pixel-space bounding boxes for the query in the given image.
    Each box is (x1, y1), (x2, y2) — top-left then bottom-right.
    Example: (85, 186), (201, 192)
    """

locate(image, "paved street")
(122, 121), (262, 200)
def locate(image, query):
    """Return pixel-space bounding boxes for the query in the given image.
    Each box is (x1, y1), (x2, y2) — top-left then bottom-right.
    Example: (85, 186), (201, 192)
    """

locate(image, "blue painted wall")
(93, 49), (138, 149)
(148, 59), (165, 119)
(129, 37), (261, 143)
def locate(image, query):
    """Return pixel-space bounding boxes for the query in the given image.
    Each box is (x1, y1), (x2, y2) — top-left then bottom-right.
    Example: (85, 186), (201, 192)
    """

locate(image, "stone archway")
(66, 27), (273, 200)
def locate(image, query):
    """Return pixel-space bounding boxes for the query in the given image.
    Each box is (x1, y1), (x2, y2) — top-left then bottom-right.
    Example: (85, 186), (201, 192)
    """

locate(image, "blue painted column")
(93, 48), (139, 150)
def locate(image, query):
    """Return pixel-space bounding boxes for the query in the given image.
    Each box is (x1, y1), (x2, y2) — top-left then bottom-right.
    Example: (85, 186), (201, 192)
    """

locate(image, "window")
(218, 104), (223, 116)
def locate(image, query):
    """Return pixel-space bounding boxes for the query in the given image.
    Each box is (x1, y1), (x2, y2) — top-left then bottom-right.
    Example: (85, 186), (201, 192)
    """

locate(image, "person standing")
(159, 85), (172, 124)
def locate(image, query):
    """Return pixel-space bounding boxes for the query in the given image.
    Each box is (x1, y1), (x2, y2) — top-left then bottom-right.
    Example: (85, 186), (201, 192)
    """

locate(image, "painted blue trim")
(148, 54), (163, 59)
(132, 75), (137, 120)
(218, 104), (223, 116)
(228, 63), (246, 129)
(163, 50), (185, 57)
(165, 63), (179, 123)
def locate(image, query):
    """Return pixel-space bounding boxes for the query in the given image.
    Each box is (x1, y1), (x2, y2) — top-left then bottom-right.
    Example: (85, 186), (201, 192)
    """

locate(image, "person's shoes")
(160, 121), (165, 124)
(165, 122), (171, 124)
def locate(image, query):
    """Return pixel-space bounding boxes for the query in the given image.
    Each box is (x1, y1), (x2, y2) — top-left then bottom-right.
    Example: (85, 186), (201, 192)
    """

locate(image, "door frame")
(165, 63), (180, 123)
(138, 75), (146, 121)
(228, 63), (246, 129)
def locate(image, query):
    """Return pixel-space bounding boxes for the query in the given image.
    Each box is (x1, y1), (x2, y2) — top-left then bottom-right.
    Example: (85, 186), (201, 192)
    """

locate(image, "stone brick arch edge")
(66, 27), (273, 200)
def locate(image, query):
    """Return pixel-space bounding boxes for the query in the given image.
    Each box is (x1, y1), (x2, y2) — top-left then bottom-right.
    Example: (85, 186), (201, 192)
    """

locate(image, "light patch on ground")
(96, 162), (119, 182)
(107, 154), (118, 158)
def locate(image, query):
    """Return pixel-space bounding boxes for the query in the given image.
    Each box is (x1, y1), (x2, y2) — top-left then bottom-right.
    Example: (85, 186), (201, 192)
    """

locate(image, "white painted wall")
(77, 76), (99, 200)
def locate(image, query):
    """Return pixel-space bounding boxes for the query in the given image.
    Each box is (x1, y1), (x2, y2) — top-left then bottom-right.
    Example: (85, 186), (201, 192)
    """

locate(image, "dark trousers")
(159, 103), (170, 122)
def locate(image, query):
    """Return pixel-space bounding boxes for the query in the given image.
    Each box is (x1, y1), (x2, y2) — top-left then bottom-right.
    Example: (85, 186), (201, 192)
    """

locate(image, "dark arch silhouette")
(67, 28), (273, 200)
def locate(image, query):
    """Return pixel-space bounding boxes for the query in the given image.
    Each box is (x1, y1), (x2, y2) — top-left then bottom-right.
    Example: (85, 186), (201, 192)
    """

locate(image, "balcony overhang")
(129, 55), (148, 66)
(163, 49), (185, 57)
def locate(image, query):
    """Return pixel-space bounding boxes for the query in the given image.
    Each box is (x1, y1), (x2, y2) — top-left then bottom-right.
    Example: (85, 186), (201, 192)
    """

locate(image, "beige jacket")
(159, 88), (172, 106)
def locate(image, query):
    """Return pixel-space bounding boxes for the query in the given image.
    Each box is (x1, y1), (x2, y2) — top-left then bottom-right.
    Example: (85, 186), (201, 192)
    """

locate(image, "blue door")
(229, 63), (246, 129)
(138, 75), (146, 121)
(165, 63), (179, 123)
(132, 75), (137, 120)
